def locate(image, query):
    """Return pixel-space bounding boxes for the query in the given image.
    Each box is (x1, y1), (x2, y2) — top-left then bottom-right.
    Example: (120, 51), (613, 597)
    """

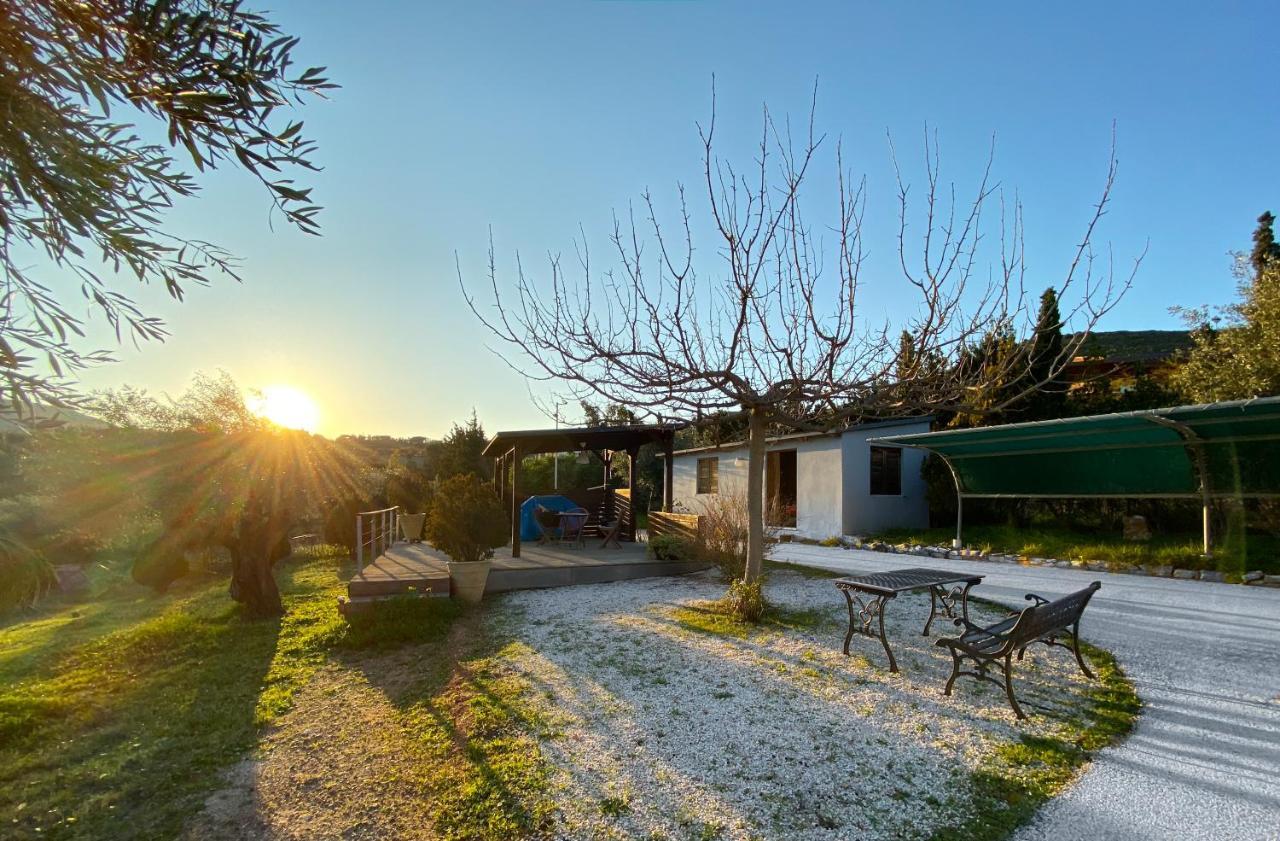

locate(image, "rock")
(53, 564), (90, 596)
(1259, 575), (1280, 588)
(1055, 560), (1074, 568)
(1086, 561), (1110, 572)
(1172, 568), (1198, 579)
(839, 535), (864, 549)
(1122, 515), (1151, 542)
(1070, 559), (1089, 568)
(1199, 570), (1225, 583)
(1144, 564), (1172, 577)
(1243, 570), (1265, 583)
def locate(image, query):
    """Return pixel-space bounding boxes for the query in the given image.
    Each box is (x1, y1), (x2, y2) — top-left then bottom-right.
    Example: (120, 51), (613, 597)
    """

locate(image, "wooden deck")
(345, 539), (709, 605)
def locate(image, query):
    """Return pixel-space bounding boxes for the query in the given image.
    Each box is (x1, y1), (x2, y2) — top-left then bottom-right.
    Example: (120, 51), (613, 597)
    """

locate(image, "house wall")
(840, 420), (931, 535)
(671, 435), (844, 539)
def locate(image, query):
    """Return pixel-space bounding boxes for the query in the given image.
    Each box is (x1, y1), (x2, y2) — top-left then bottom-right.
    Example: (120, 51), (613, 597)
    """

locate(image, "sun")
(250, 385), (320, 432)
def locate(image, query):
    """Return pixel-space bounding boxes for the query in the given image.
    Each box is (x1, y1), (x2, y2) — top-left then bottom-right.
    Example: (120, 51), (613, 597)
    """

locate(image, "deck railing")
(356, 505), (400, 569)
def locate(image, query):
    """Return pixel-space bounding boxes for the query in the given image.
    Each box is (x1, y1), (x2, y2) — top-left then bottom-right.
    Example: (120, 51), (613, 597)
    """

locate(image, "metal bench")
(936, 581), (1102, 719)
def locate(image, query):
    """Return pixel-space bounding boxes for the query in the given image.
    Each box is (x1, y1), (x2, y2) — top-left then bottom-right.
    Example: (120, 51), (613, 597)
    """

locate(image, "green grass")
(0, 547), (453, 840)
(930, 643), (1141, 841)
(874, 524), (1280, 574)
(391, 631), (557, 841)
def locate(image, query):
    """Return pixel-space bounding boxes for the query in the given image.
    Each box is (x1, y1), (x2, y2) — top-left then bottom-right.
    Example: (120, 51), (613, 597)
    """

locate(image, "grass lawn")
(873, 524), (1280, 575)
(0, 547), (443, 840)
(0, 551), (1139, 841)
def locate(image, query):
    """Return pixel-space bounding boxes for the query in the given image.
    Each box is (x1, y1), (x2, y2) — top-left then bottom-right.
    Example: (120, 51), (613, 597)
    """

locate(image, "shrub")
(341, 594), (462, 650)
(819, 535), (842, 547)
(648, 534), (691, 560)
(131, 533), (190, 592)
(424, 475), (509, 563)
(692, 491), (776, 580)
(720, 577), (766, 623)
(0, 531), (56, 610)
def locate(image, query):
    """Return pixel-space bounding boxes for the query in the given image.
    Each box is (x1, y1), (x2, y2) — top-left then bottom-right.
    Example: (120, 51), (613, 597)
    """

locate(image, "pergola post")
(663, 432), (674, 512)
(954, 494), (964, 550)
(627, 446), (639, 539)
(1203, 503), (1212, 557)
(509, 447), (522, 558)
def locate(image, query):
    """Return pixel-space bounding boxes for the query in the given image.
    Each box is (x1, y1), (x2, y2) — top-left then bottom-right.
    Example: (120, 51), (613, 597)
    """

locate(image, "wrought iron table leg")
(960, 579), (976, 623)
(877, 595), (897, 672)
(924, 586), (940, 636)
(841, 588), (857, 656)
(839, 589), (897, 672)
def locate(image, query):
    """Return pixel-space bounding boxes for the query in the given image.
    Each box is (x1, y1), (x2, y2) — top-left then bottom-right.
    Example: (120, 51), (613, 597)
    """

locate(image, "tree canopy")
(0, 0), (333, 418)
(1173, 213), (1280, 403)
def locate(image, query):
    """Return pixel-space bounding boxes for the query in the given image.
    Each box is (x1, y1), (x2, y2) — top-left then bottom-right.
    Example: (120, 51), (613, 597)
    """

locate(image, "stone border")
(821, 535), (1280, 588)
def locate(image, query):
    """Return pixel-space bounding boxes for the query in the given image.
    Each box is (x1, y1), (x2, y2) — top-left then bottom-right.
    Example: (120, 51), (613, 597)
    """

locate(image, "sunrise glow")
(250, 385), (320, 432)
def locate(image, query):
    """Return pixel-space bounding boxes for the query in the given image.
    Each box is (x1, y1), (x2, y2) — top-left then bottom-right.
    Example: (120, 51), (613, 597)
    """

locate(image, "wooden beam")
(510, 448), (522, 558)
(627, 446), (639, 540)
(663, 432), (674, 512)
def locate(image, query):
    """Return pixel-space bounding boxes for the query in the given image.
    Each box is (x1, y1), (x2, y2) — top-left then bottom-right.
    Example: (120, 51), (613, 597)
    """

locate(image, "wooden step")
(338, 591), (450, 617)
(347, 574), (450, 598)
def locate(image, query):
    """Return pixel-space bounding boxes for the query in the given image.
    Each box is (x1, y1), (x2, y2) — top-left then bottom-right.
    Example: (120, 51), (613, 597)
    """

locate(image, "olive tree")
(0, 0), (333, 417)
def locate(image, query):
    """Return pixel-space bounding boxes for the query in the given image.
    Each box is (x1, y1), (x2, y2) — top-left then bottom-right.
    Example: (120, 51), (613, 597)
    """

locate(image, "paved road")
(772, 543), (1280, 841)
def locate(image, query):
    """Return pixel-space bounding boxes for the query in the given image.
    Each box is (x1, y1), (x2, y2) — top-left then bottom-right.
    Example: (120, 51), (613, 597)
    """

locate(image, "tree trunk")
(744, 406), (768, 582)
(227, 499), (291, 619)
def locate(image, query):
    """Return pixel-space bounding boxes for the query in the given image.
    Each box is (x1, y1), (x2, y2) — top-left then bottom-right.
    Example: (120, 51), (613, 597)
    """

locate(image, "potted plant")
(423, 474), (509, 604)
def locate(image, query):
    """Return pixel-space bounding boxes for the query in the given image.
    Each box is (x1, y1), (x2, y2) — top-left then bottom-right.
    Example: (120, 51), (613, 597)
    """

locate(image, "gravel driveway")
(772, 543), (1280, 841)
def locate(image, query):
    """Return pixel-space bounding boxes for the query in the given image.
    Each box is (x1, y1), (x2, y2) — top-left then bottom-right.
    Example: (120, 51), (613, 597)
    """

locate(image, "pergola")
(482, 423), (681, 557)
(869, 397), (1280, 555)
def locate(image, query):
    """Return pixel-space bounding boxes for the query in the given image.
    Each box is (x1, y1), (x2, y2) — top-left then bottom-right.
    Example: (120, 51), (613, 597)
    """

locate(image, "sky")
(71, 0), (1276, 438)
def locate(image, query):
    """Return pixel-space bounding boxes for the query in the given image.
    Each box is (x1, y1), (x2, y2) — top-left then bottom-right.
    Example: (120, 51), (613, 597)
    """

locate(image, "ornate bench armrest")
(1024, 593), (1050, 607)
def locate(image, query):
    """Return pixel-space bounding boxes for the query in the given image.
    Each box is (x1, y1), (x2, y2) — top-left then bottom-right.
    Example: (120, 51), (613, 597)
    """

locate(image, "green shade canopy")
(869, 397), (1280, 499)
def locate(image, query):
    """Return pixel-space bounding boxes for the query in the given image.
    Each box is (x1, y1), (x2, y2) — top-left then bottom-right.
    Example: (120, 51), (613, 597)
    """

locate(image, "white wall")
(840, 420), (931, 535)
(671, 435), (845, 540)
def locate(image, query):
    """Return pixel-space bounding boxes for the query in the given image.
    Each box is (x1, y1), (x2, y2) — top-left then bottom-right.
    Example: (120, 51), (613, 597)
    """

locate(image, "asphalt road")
(772, 543), (1280, 841)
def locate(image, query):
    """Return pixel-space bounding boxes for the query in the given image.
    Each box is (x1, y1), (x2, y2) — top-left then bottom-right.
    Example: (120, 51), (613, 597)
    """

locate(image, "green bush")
(720, 577), (766, 623)
(131, 533), (190, 593)
(0, 532), (56, 610)
(424, 475), (508, 563)
(341, 594), (462, 650)
(648, 534), (691, 561)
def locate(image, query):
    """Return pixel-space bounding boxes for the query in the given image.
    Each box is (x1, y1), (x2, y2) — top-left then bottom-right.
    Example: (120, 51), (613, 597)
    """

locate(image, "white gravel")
(773, 544), (1280, 841)
(493, 569), (1103, 840)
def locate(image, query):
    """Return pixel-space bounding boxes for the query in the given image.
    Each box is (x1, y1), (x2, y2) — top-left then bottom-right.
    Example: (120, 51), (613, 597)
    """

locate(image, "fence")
(355, 505), (400, 569)
(647, 510), (702, 542)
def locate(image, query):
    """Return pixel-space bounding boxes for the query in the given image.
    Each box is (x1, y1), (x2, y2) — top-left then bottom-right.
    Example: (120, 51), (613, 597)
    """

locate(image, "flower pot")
(447, 559), (491, 604)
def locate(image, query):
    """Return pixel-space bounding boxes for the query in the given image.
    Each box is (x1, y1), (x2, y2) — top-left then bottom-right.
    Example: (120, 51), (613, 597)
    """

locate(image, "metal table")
(833, 567), (984, 673)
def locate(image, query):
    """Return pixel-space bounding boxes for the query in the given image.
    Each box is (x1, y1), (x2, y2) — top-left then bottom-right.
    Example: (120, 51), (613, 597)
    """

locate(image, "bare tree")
(464, 85), (1138, 584)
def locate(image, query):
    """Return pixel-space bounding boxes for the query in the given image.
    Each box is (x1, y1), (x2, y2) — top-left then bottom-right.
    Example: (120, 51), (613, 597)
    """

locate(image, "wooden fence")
(647, 510), (702, 542)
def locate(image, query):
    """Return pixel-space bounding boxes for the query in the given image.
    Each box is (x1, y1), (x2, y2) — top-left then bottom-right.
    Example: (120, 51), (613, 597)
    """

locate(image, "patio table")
(833, 567), (983, 673)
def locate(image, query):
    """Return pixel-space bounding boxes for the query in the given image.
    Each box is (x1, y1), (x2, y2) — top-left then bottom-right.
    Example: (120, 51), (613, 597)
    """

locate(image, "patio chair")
(559, 508), (589, 549)
(599, 519), (622, 549)
(533, 506), (560, 545)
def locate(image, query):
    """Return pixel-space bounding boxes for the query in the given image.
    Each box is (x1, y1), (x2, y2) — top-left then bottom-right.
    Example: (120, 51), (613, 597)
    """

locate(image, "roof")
(482, 423), (682, 457)
(869, 397), (1280, 499)
(670, 416), (933, 458)
(1067, 329), (1193, 364)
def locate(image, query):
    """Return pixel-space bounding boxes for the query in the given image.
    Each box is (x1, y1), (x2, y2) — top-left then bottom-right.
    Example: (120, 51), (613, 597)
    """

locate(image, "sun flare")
(250, 385), (320, 432)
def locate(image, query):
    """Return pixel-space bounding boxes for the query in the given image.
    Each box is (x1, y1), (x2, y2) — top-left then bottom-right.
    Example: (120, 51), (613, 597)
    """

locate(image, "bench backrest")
(1009, 581), (1101, 646)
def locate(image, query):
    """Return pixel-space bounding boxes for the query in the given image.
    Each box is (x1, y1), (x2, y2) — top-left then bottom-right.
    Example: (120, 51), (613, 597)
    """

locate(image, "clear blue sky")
(75, 0), (1276, 438)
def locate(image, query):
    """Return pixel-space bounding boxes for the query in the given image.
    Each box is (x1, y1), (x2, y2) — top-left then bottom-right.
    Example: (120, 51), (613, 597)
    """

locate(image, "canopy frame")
(870, 397), (1280, 557)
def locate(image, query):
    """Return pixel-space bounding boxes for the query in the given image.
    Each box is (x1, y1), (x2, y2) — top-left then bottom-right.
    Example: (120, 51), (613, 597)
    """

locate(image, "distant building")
(668, 417), (931, 540)
(1061, 329), (1192, 394)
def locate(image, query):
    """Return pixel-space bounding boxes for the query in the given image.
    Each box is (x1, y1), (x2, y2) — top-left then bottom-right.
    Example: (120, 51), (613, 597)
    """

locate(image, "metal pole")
(954, 494), (964, 550)
(1203, 503), (1212, 557)
(511, 448), (522, 558)
(356, 514), (363, 568)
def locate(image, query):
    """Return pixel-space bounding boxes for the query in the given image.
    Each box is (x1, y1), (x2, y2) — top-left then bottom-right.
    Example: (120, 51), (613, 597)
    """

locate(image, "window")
(766, 449), (798, 527)
(869, 446), (902, 496)
(696, 457), (719, 494)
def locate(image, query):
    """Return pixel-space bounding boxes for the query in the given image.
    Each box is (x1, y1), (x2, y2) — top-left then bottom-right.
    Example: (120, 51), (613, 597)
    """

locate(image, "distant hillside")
(0, 403), (108, 434)
(1073, 329), (1194, 363)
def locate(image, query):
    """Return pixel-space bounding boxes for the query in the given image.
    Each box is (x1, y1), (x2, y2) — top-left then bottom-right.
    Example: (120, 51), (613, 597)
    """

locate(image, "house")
(668, 417), (931, 540)
(1061, 329), (1193, 394)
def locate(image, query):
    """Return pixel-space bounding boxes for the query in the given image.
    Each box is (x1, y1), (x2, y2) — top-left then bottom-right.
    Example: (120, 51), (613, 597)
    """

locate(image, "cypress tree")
(1251, 211), (1280, 276)
(1026, 287), (1067, 420)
